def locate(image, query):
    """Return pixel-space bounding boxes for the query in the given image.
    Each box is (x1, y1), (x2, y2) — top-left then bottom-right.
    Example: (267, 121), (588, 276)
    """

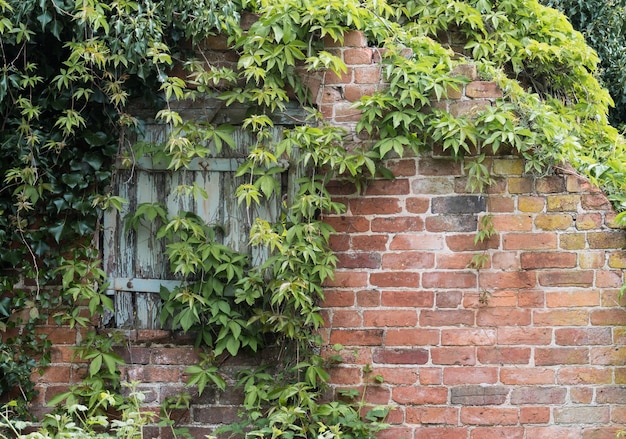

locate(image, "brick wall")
(22, 31), (626, 438)
(319, 31), (626, 439)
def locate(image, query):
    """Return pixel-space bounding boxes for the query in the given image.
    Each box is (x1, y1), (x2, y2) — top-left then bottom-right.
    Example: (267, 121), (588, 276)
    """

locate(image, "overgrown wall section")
(320, 31), (626, 439)
(23, 31), (626, 438)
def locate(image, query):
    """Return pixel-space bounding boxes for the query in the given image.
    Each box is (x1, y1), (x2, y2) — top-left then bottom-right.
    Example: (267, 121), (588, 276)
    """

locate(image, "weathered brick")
(503, 233), (557, 250)
(520, 406), (550, 424)
(546, 290), (600, 307)
(590, 347), (626, 365)
(477, 347), (531, 364)
(518, 196), (545, 212)
(370, 272), (420, 288)
(385, 329), (440, 346)
(492, 158), (524, 176)
(421, 310), (475, 327)
(476, 308), (531, 326)
(432, 195), (487, 214)
(354, 66), (381, 84)
(449, 99), (491, 117)
(406, 406), (458, 424)
(364, 310), (418, 327)
(450, 385), (509, 405)
(329, 329), (384, 346)
(500, 368), (555, 385)
(535, 347), (588, 365)
(443, 367), (498, 385)
(460, 407), (518, 425)
(537, 271), (594, 287)
(479, 271), (536, 289)
(392, 386), (448, 404)
(557, 367), (612, 385)
(381, 290), (434, 307)
(520, 252), (577, 269)
(350, 197), (401, 215)
(406, 196), (430, 213)
(525, 426), (580, 439)
(510, 386), (566, 404)
(431, 347), (475, 365)
(582, 427), (625, 439)
(451, 64), (478, 80)
(337, 252), (381, 269)
(587, 231), (626, 249)
(465, 81), (502, 98)
(343, 48), (374, 65)
(488, 196), (515, 212)
(497, 327), (552, 345)
(579, 251), (605, 268)
(491, 252), (520, 270)
(581, 194), (612, 211)
(425, 214), (478, 232)
(546, 195), (580, 211)
(533, 310), (588, 326)
(596, 270), (624, 287)
(382, 252), (435, 270)
(507, 177), (533, 194)
(535, 176), (565, 193)
(412, 177), (455, 194)
(554, 327), (612, 346)
(534, 214), (574, 230)
(554, 406), (610, 424)
(390, 234), (443, 250)
(575, 213), (603, 230)
(423, 271), (477, 289)
(373, 348), (429, 364)
(419, 157), (463, 176)
(371, 216), (423, 232)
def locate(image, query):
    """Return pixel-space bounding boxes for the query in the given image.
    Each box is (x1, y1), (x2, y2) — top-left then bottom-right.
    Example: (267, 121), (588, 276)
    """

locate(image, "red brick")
(351, 235), (388, 251)
(520, 406), (550, 424)
(372, 216), (423, 232)
(36, 326), (78, 344)
(323, 271), (368, 287)
(323, 290), (356, 307)
(323, 215), (370, 232)
(328, 367), (362, 385)
(373, 348), (428, 364)
(554, 406), (610, 424)
(329, 329), (384, 346)
(364, 310), (417, 327)
(525, 427), (580, 439)
(477, 347), (531, 364)
(324, 68), (353, 84)
(354, 66), (381, 84)
(554, 328), (612, 346)
(370, 272), (420, 288)
(476, 308), (531, 326)
(596, 270), (624, 287)
(441, 328), (496, 346)
(479, 271), (536, 289)
(491, 252), (519, 270)
(381, 290), (434, 307)
(365, 179), (411, 195)
(392, 386), (448, 404)
(329, 234), (350, 251)
(437, 253), (480, 269)
(419, 157), (463, 176)
(337, 252), (381, 269)
(546, 290), (600, 307)
(570, 387), (594, 403)
(537, 270), (594, 287)
(390, 234), (443, 250)
(557, 367), (612, 384)
(497, 327), (552, 345)
(382, 252), (435, 270)
(520, 252), (577, 269)
(611, 406), (626, 423)
(419, 367), (443, 385)
(533, 310), (588, 326)
(373, 367), (419, 385)
(342, 31), (368, 47)
(488, 196), (515, 212)
(406, 407), (458, 425)
(596, 386), (626, 403)
(518, 290), (545, 307)
(415, 427), (468, 439)
(503, 233), (557, 250)
(332, 310), (362, 327)
(437, 290), (463, 307)
(406, 197), (430, 213)
(423, 271), (477, 289)
(500, 368), (555, 384)
(125, 366), (180, 383)
(535, 347), (589, 365)
(357, 289), (380, 307)
(469, 427), (523, 439)
(510, 386), (566, 404)
(590, 347), (626, 365)
(590, 308), (626, 325)
(420, 310), (475, 326)
(344, 84), (377, 101)
(580, 251), (605, 268)
(460, 407), (518, 425)
(385, 329), (440, 346)
(491, 214), (532, 231)
(446, 233), (499, 251)
(33, 366), (71, 384)
(465, 81), (502, 98)
(581, 193), (612, 210)
(582, 427), (624, 439)
(152, 347), (200, 365)
(443, 367), (498, 385)
(431, 347), (475, 365)
(350, 197), (401, 215)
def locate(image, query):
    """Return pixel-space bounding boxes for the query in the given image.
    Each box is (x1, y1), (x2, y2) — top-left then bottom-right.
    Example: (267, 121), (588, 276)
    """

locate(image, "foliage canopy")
(0, 0), (625, 434)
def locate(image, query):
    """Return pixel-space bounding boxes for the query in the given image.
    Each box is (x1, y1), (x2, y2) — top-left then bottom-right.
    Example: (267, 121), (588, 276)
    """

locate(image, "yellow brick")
(609, 252), (626, 269)
(559, 233), (586, 250)
(518, 196), (545, 213)
(534, 214), (574, 231)
(493, 158), (524, 176)
(547, 195), (580, 212)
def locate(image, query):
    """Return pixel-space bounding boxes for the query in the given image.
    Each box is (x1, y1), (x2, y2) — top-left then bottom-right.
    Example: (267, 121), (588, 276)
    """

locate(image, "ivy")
(1, 0), (625, 436)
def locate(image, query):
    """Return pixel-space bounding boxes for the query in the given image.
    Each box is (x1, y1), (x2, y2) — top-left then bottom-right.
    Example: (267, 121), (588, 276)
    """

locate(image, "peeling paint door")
(102, 124), (291, 329)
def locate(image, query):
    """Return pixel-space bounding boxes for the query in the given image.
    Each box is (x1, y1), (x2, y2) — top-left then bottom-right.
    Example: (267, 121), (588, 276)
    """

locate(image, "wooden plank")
(110, 277), (184, 293)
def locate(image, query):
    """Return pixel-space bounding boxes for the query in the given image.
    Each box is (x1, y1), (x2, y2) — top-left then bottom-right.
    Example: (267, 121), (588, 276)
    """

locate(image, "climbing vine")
(1, 0), (625, 435)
